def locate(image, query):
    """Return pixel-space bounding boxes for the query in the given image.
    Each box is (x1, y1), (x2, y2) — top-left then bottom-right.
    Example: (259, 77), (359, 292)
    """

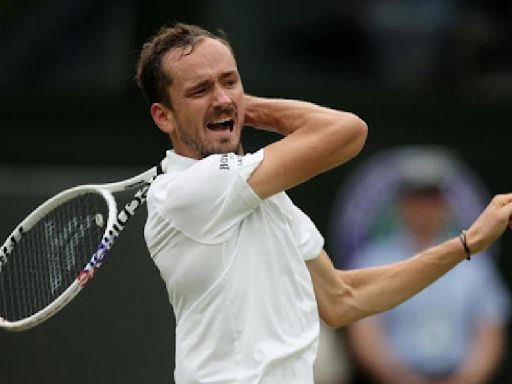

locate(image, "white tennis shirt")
(144, 149), (324, 383)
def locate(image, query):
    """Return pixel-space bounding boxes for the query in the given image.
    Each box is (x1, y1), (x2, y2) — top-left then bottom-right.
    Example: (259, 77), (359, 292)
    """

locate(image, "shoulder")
(146, 151), (265, 243)
(147, 150), (264, 220)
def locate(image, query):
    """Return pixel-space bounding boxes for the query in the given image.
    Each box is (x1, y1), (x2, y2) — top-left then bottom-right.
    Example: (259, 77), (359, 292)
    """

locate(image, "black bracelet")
(459, 230), (471, 260)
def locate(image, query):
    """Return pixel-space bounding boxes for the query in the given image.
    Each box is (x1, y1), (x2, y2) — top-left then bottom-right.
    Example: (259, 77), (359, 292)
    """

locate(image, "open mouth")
(207, 117), (234, 132)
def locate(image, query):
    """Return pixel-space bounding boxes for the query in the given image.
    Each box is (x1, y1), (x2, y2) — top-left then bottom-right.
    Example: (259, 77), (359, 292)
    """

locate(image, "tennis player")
(136, 23), (512, 383)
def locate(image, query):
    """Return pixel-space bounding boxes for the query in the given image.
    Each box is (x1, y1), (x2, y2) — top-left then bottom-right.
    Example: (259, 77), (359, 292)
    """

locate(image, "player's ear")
(150, 102), (176, 134)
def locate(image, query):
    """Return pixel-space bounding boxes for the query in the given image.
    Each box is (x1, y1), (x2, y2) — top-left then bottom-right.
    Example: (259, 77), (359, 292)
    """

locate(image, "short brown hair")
(135, 22), (232, 108)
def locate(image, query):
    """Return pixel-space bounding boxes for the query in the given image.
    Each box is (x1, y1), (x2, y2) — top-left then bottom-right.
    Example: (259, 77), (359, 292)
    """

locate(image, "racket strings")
(0, 193), (108, 322)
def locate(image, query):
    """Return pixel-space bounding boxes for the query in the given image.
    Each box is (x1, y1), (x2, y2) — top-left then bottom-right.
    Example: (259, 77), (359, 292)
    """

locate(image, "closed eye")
(185, 81), (211, 98)
(190, 87), (206, 97)
(220, 71), (240, 88)
(224, 78), (238, 88)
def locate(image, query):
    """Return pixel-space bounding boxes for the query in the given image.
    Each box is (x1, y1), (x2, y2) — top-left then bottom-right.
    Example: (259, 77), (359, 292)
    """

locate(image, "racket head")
(0, 186), (117, 331)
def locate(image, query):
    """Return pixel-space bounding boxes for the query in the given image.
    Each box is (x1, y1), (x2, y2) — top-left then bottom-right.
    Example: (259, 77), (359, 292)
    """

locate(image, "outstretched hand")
(466, 193), (512, 255)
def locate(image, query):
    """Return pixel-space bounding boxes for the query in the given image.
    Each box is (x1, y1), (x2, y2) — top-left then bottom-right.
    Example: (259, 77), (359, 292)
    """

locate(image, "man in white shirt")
(136, 23), (512, 383)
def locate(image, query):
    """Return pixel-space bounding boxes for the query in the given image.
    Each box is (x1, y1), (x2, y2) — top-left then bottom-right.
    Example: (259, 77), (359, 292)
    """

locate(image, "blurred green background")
(0, 1), (511, 383)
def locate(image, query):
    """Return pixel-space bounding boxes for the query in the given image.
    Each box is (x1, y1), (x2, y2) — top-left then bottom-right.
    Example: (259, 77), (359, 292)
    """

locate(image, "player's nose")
(212, 84), (231, 106)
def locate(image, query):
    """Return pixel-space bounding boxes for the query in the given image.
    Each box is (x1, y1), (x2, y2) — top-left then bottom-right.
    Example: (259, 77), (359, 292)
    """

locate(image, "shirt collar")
(165, 150), (198, 171)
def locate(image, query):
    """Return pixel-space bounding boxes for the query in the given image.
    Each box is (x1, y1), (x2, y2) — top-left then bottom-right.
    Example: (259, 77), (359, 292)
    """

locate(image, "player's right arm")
(244, 95), (367, 199)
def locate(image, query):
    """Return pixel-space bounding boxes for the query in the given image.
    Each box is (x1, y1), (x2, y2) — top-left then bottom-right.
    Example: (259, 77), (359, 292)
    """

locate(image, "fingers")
(491, 193), (512, 229)
(467, 193), (512, 253)
(492, 193), (512, 207)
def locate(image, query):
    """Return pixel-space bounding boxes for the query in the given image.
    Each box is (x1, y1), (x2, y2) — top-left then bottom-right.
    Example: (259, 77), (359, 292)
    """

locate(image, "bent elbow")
(319, 287), (364, 329)
(330, 112), (368, 164)
(321, 311), (344, 329)
(322, 307), (357, 329)
(347, 113), (368, 157)
(357, 115), (368, 146)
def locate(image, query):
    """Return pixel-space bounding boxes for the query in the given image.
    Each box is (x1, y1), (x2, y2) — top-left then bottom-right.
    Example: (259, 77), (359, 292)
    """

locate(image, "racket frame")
(0, 163), (163, 331)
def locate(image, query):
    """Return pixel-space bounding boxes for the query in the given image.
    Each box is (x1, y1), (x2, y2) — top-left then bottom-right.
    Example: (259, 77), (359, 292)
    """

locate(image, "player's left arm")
(308, 193), (512, 328)
(308, 244), (469, 328)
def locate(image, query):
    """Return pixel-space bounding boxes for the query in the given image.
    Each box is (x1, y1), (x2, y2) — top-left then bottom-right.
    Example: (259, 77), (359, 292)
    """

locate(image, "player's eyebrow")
(185, 79), (211, 93)
(219, 70), (239, 80)
(184, 70), (239, 95)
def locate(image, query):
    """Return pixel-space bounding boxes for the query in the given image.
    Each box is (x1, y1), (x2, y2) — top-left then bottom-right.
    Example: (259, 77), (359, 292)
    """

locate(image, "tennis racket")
(0, 160), (166, 331)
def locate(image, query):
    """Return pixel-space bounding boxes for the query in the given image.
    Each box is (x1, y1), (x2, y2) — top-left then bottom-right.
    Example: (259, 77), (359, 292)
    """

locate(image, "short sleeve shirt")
(145, 149), (324, 383)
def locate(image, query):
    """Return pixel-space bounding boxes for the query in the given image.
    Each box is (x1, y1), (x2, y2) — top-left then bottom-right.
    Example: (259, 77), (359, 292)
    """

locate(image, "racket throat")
(0, 226), (25, 270)
(113, 183), (151, 232)
(77, 240), (113, 287)
(76, 183), (151, 288)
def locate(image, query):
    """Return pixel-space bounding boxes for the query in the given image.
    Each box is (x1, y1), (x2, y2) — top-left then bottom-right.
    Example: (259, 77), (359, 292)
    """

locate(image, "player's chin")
(218, 141), (241, 155)
(215, 133), (241, 151)
(206, 139), (241, 156)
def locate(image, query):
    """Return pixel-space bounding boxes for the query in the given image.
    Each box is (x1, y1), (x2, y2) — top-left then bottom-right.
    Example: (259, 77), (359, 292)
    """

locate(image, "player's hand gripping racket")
(0, 160), (166, 331)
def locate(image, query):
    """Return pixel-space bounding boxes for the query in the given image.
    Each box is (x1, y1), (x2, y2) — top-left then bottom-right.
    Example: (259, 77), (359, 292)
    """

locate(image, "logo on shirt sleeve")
(218, 154), (244, 170)
(219, 154), (230, 170)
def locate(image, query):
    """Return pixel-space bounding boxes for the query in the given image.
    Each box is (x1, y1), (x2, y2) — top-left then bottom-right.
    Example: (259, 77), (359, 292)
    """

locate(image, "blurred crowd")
(1, 0), (511, 95)
(275, 0), (511, 94)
